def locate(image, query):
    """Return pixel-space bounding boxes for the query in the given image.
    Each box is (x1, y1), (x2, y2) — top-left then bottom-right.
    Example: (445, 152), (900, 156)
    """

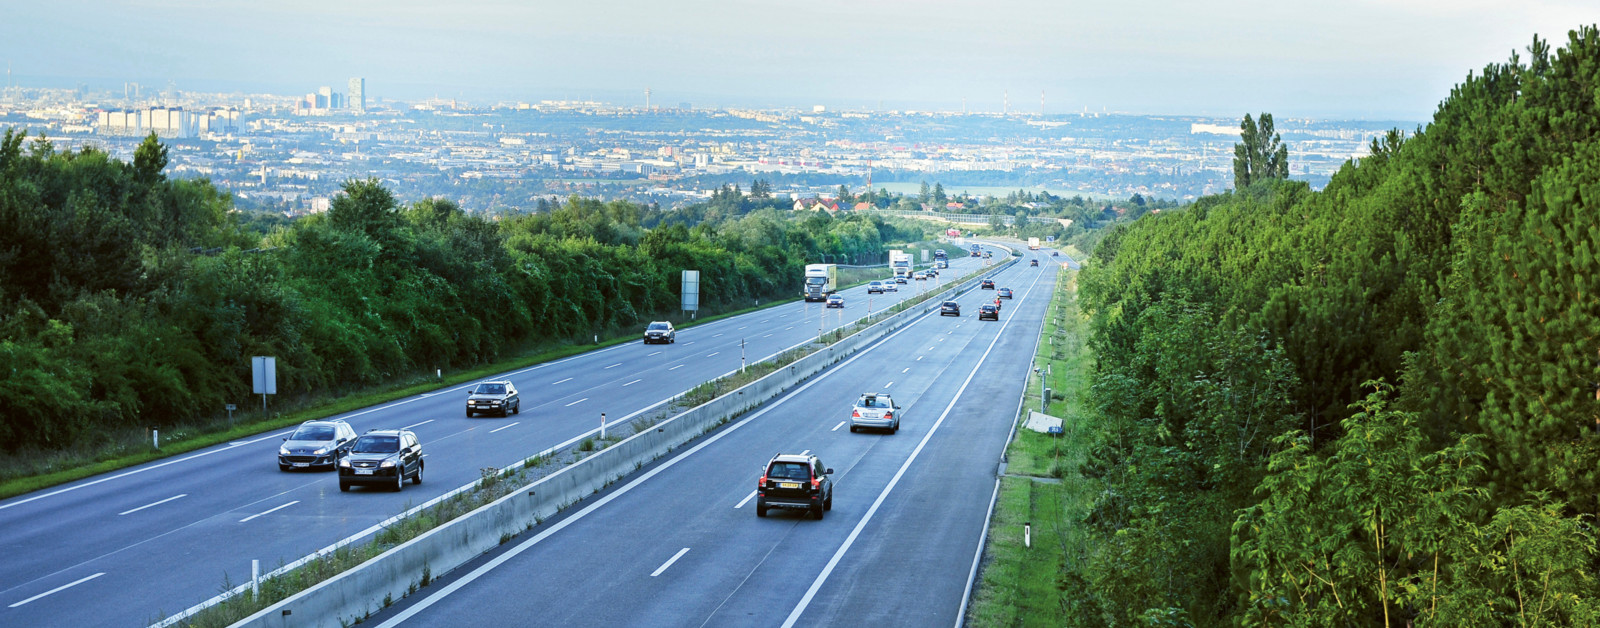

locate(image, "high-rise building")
(348, 77), (366, 113)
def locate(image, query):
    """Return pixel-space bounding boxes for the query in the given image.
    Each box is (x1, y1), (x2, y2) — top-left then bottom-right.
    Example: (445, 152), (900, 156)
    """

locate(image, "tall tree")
(1232, 113), (1289, 188)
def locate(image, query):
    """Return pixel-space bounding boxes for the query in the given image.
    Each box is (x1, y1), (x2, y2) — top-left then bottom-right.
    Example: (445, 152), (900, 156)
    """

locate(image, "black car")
(978, 304), (999, 320)
(338, 429), (424, 492)
(644, 320), (676, 344)
(980, 279), (995, 289)
(895, 276), (908, 284)
(940, 301), (961, 316)
(1030, 259), (1039, 267)
(998, 288), (1013, 299)
(278, 420), (358, 471)
(466, 380), (520, 417)
(756, 453), (833, 519)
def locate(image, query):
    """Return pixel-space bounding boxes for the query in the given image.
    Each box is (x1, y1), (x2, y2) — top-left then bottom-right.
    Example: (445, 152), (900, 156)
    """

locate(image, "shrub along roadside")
(967, 268), (1099, 627)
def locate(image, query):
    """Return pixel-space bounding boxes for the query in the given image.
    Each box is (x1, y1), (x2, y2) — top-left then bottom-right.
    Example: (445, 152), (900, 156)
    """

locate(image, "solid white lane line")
(552, 378), (573, 385)
(624, 379), (642, 387)
(489, 422), (520, 434)
(652, 548), (691, 577)
(604, 363), (621, 369)
(8, 573), (105, 608)
(884, 382), (894, 389)
(402, 420), (434, 430)
(648, 351), (662, 357)
(669, 364), (685, 370)
(832, 421), (846, 432)
(239, 501), (299, 523)
(735, 491), (757, 509)
(118, 494), (187, 516)
(781, 255), (1046, 628)
(371, 293), (947, 628)
(565, 398), (588, 407)
(707, 352), (719, 358)
(901, 368), (910, 373)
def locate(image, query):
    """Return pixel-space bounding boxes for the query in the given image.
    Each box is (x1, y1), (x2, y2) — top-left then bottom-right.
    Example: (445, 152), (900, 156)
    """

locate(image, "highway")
(0, 247), (1006, 627)
(367, 249), (1060, 627)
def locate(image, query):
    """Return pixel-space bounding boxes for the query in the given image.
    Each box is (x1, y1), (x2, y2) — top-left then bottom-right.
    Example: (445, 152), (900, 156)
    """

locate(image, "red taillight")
(759, 475), (767, 486)
(884, 412), (892, 419)
(851, 409), (861, 418)
(810, 478), (821, 490)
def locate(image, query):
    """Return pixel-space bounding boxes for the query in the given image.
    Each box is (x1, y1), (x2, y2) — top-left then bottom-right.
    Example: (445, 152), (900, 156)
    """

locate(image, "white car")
(883, 281), (898, 292)
(867, 281), (886, 294)
(850, 392), (900, 433)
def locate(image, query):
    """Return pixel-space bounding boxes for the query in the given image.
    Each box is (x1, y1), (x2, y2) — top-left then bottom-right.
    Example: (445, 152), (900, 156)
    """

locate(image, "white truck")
(803, 263), (838, 302)
(1028, 237), (1041, 250)
(889, 250), (913, 280)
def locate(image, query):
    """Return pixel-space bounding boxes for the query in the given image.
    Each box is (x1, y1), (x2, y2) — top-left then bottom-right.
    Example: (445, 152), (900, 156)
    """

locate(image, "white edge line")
(734, 491), (757, 509)
(239, 500), (300, 524)
(117, 493), (187, 516)
(781, 256), (1043, 628)
(9, 572), (105, 608)
(488, 422), (520, 434)
(651, 548), (691, 577)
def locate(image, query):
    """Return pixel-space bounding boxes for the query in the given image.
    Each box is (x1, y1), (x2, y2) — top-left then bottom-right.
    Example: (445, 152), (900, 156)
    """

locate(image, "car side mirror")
(338, 437), (347, 443)
(282, 437), (287, 442)
(825, 468), (834, 475)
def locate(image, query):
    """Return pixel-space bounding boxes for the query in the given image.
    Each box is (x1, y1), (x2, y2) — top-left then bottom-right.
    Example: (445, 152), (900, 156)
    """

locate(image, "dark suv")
(338, 429), (424, 492)
(466, 380), (519, 417)
(940, 301), (961, 316)
(278, 420), (357, 471)
(978, 304), (999, 321)
(980, 279), (995, 289)
(644, 321), (676, 344)
(756, 453), (833, 519)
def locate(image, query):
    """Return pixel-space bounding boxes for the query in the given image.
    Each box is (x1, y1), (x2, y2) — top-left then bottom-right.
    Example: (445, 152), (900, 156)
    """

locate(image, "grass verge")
(966, 268), (1099, 627)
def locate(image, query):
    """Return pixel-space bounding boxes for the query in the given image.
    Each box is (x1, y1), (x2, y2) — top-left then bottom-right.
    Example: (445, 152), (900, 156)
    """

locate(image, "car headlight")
(279, 446), (290, 456)
(339, 458), (351, 467)
(380, 459), (395, 468)
(312, 447), (328, 455)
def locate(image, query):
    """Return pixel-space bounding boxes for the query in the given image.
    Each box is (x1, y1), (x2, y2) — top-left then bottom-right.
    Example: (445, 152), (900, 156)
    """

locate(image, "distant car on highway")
(940, 301), (961, 316)
(826, 294), (844, 308)
(644, 321), (676, 344)
(338, 429), (424, 492)
(895, 276), (907, 284)
(279, 420), (357, 471)
(978, 304), (999, 320)
(883, 281), (898, 291)
(913, 271), (927, 281)
(867, 281), (885, 294)
(1051, 251), (1059, 257)
(998, 287), (1013, 299)
(466, 380), (520, 417)
(756, 453), (833, 519)
(1030, 259), (1039, 267)
(980, 279), (995, 289)
(850, 392), (900, 434)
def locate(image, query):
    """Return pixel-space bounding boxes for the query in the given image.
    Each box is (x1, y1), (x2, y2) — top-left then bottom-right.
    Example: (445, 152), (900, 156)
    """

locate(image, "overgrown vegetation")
(1055, 26), (1600, 625)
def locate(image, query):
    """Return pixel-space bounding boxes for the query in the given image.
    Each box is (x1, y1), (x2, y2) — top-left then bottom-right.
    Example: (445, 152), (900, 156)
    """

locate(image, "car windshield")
(869, 281), (881, 286)
(290, 425), (335, 441)
(648, 322), (669, 331)
(768, 462), (810, 480)
(352, 436), (400, 453)
(473, 383), (506, 395)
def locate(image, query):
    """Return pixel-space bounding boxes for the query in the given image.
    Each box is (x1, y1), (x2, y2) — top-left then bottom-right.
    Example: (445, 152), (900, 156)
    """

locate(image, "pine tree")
(1232, 113), (1289, 188)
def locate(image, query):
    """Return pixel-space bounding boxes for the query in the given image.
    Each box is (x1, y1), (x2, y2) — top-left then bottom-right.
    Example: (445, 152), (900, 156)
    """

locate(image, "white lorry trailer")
(1028, 237), (1041, 250)
(889, 250), (913, 280)
(803, 263), (838, 301)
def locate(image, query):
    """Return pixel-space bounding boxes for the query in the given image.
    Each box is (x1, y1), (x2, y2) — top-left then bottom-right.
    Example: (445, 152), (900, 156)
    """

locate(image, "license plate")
(355, 469), (373, 475)
(779, 482), (800, 489)
(293, 463), (309, 468)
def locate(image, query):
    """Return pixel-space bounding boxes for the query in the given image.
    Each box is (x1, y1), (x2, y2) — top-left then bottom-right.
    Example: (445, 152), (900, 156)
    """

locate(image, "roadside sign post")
(251, 356), (277, 413)
(225, 403), (236, 422)
(741, 339), (746, 374)
(600, 413), (607, 440)
(681, 270), (700, 319)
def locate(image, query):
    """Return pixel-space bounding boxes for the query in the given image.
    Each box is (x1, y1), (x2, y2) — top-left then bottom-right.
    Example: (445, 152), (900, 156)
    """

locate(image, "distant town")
(0, 79), (1416, 214)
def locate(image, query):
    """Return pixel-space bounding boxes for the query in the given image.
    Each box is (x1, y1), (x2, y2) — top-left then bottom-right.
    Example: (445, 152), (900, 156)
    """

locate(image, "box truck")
(803, 264), (838, 301)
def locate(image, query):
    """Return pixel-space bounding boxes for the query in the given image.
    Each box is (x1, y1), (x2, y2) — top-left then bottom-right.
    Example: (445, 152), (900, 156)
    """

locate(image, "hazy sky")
(4, 0), (1593, 119)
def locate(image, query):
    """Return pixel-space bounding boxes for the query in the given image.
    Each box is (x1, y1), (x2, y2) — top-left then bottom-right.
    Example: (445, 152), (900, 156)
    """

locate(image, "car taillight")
(759, 475), (767, 487)
(884, 412), (892, 419)
(851, 409), (860, 418)
(810, 478), (821, 490)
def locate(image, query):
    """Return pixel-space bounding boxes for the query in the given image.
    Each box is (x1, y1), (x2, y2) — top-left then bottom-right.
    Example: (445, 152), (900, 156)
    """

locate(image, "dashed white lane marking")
(604, 363), (621, 369)
(713, 333), (723, 337)
(832, 421), (846, 431)
(685, 341), (695, 345)
(785, 326), (793, 331)
(885, 381), (894, 389)
(763, 334), (773, 338)
(624, 379), (642, 386)
(738, 326), (747, 330)
(917, 356), (924, 361)
(901, 367), (909, 373)
(707, 352), (719, 358)
(735, 491), (757, 509)
(648, 351), (662, 356)
(928, 347), (935, 350)
(489, 422), (520, 434)
(118, 494), (187, 516)
(669, 365), (685, 371)
(565, 398), (588, 407)
(239, 501), (299, 523)
(552, 378), (573, 385)
(8, 572), (105, 608)
(939, 337), (945, 342)
(402, 419), (434, 430)
(652, 548), (691, 577)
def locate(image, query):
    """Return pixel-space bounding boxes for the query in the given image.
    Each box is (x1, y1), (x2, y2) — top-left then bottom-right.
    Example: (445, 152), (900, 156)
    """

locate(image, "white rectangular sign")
(681, 270), (700, 311)
(251, 356), (277, 395)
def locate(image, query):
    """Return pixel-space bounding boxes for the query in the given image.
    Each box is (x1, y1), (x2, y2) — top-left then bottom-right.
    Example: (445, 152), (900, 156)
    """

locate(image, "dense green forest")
(0, 135), (924, 452)
(1065, 27), (1600, 625)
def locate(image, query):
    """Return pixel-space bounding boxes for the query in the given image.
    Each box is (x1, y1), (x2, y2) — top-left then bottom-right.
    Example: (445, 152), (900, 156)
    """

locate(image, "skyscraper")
(348, 77), (366, 114)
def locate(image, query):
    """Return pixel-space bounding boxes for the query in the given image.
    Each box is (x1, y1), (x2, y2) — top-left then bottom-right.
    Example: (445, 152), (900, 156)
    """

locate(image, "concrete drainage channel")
(225, 253), (1016, 628)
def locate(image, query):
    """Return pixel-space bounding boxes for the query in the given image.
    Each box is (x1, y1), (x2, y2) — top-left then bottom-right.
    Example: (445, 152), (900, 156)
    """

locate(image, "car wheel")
(339, 481), (350, 492)
(394, 470), (405, 492)
(812, 503), (825, 520)
(825, 492), (833, 511)
(849, 425), (858, 433)
(756, 499), (768, 518)
(279, 463), (290, 472)
(466, 410), (474, 418)
(413, 461), (424, 485)
(512, 402), (520, 415)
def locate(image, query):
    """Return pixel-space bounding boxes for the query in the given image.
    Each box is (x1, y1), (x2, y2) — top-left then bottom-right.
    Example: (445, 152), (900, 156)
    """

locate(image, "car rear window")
(856, 396), (892, 408)
(473, 384), (506, 395)
(352, 436), (400, 453)
(291, 425), (335, 440)
(768, 462), (810, 480)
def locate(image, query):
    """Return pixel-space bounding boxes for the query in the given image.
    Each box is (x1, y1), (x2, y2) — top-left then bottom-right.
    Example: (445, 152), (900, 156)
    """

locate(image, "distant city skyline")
(3, 1), (1592, 120)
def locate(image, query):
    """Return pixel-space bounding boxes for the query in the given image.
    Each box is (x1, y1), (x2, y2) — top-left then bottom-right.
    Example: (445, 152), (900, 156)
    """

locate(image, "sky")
(4, 0), (1594, 120)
